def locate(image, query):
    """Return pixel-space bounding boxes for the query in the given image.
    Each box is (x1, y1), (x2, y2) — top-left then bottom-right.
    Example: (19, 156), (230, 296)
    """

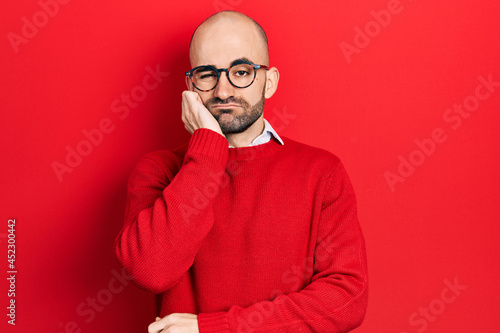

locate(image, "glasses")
(185, 61), (269, 92)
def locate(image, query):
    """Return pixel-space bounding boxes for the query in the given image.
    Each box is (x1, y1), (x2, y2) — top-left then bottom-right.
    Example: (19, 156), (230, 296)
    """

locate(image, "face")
(204, 80), (266, 134)
(188, 16), (271, 135)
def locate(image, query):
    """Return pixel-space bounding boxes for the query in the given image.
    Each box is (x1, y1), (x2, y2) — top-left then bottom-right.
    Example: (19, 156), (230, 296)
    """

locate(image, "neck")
(225, 116), (265, 148)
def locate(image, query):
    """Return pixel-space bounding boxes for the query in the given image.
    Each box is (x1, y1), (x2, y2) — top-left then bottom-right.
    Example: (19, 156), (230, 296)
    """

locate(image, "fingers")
(181, 90), (224, 137)
(183, 90), (201, 102)
(148, 316), (167, 332)
(148, 313), (198, 333)
(195, 92), (204, 104)
(182, 91), (204, 115)
(181, 91), (202, 134)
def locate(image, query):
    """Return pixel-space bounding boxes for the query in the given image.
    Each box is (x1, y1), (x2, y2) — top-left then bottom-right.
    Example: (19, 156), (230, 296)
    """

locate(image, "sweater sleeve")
(114, 129), (229, 294)
(197, 161), (368, 333)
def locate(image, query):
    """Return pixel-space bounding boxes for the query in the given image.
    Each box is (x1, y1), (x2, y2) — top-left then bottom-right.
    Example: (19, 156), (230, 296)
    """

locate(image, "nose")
(213, 70), (235, 101)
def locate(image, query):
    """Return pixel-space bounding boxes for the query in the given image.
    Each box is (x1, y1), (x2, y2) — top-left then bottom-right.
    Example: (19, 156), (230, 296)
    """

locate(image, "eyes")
(188, 62), (265, 91)
(195, 67), (251, 81)
(199, 71), (217, 80)
(234, 70), (250, 77)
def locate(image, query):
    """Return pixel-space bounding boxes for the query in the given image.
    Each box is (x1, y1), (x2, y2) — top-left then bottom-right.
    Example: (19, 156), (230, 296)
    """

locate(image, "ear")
(264, 67), (279, 99)
(185, 75), (193, 91)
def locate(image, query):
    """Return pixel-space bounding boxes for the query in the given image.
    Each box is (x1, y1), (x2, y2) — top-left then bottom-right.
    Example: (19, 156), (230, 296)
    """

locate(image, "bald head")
(189, 11), (269, 67)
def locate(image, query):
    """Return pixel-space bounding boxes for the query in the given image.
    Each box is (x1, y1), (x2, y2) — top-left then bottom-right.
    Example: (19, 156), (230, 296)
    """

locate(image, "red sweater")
(114, 129), (368, 332)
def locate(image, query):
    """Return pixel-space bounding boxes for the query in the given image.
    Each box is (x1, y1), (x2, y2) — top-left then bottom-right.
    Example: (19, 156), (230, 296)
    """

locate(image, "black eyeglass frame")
(185, 61), (269, 92)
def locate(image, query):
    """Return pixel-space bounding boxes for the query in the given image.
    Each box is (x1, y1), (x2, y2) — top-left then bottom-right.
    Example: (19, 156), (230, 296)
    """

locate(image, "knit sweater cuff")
(188, 128), (228, 156)
(198, 312), (230, 333)
(184, 128), (229, 166)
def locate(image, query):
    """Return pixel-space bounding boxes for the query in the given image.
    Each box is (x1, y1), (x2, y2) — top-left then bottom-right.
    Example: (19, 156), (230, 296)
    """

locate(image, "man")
(114, 10), (368, 333)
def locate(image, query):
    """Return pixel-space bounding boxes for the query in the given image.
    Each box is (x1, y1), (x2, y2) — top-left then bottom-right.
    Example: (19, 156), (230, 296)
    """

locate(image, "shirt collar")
(228, 118), (284, 148)
(260, 118), (284, 145)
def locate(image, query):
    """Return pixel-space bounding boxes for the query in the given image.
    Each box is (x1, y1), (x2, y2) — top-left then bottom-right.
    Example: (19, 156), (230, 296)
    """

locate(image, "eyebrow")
(205, 57), (254, 69)
(230, 57), (253, 67)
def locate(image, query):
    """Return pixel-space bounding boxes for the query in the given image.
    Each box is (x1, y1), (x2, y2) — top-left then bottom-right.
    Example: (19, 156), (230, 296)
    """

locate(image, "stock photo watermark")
(6, 219), (17, 326)
(400, 277), (467, 333)
(7, 0), (71, 54)
(385, 73), (500, 192)
(7, 0), (240, 53)
(339, 0), (418, 64)
(51, 64), (169, 182)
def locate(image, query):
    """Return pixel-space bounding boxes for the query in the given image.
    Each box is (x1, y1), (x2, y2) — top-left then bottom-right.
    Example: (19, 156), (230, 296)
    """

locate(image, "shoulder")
(281, 138), (357, 201)
(130, 143), (188, 184)
(141, 143), (187, 167)
(280, 136), (342, 170)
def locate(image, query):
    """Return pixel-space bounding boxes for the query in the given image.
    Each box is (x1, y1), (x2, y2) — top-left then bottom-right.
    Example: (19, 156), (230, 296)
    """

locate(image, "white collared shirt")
(229, 119), (284, 148)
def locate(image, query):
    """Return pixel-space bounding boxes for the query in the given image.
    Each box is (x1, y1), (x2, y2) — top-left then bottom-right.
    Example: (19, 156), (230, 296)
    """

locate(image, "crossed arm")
(116, 91), (368, 333)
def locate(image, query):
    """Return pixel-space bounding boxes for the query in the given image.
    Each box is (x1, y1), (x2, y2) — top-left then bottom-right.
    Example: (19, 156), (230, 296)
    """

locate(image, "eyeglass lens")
(192, 64), (255, 90)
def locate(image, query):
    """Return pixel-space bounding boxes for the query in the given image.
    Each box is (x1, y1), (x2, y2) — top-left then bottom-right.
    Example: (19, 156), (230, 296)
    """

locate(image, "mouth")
(212, 104), (239, 108)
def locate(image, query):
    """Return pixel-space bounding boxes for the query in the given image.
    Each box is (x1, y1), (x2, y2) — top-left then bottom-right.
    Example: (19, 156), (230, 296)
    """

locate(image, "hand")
(182, 91), (224, 137)
(148, 313), (199, 333)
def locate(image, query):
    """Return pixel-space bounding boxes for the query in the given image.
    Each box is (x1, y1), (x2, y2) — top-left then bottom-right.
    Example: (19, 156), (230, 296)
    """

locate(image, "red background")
(1, 0), (499, 332)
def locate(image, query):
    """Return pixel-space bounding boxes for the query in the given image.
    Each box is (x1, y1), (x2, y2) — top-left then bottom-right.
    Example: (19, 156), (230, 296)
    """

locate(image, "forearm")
(198, 231), (368, 333)
(115, 129), (228, 293)
(198, 275), (367, 333)
(198, 160), (368, 332)
(198, 245), (368, 333)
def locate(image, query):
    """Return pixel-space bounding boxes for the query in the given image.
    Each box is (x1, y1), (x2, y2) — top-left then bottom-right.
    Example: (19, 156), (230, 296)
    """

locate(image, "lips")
(213, 104), (239, 108)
